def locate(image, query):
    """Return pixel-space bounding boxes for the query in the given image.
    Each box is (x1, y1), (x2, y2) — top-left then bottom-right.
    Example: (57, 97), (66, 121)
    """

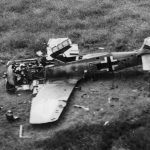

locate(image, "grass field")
(1, 0), (150, 150)
(1, 0), (150, 61)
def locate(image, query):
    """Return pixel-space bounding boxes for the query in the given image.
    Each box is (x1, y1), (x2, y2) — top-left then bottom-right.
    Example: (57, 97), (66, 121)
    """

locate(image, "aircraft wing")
(29, 78), (79, 124)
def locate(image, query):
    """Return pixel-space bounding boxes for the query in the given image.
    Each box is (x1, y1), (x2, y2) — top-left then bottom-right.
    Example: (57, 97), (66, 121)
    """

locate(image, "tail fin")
(138, 37), (150, 55)
(139, 37), (150, 70)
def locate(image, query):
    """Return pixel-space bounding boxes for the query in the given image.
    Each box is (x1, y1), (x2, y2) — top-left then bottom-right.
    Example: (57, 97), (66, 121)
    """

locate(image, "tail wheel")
(6, 81), (16, 93)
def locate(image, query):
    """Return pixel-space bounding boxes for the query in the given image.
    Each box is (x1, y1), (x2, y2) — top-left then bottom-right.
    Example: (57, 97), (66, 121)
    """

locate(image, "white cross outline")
(101, 57), (107, 63)
(110, 56), (117, 62)
(100, 57), (109, 71)
(100, 56), (118, 71)
(110, 56), (118, 70)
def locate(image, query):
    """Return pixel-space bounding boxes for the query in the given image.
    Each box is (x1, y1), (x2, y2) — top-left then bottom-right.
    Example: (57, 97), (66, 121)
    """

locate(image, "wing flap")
(29, 79), (78, 124)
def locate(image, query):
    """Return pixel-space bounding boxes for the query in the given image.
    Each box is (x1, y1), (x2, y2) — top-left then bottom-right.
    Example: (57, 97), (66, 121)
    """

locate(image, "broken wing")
(29, 79), (79, 124)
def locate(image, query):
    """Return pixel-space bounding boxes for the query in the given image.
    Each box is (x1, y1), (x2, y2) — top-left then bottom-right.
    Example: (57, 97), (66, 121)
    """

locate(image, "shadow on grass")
(34, 118), (146, 150)
(33, 102), (150, 150)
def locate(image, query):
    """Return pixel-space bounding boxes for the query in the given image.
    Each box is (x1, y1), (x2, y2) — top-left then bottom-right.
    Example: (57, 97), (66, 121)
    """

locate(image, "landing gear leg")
(6, 82), (16, 93)
(111, 71), (115, 90)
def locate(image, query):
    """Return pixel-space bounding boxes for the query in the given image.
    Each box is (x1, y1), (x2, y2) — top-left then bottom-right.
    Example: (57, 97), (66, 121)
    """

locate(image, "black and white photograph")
(0, 0), (150, 149)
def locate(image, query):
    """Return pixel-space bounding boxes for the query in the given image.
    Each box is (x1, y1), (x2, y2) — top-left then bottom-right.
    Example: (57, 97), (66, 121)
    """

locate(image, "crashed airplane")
(5, 37), (150, 124)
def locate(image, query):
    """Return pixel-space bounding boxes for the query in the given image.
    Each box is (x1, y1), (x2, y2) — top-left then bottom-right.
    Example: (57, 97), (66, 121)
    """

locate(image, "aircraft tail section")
(138, 37), (150, 71)
(139, 37), (150, 55)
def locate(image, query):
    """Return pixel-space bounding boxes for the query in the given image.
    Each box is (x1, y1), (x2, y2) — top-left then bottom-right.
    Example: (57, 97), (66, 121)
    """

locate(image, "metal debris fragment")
(108, 97), (119, 103)
(132, 89), (138, 93)
(19, 125), (30, 138)
(98, 47), (104, 50)
(75, 86), (81, 91)
(17, 93), (21, 96)
(19, 125), (23, 138)
(74, 105), (89, 111)
(104, 121), (109, 126)
(2, 72), (7, 78)
(81, 93), (89, 98)
(6, 110), (20, 122)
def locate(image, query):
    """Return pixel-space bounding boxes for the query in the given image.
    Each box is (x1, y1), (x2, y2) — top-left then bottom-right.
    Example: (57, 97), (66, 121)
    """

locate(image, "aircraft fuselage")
(45, 51), (141, 79)
(5, 50), (143, 92)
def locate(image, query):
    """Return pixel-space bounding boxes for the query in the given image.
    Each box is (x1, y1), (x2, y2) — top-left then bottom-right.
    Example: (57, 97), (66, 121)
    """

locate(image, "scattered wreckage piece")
(6, 110), (20, 122)
(132, 89), (138, 93)
(75, 86), (82, 91)
(81, 93), (89, 98)
(74, 104), (89, 111)
(108, 97), (120, 107)
(19, 125), (31, 138)
(104, 121), (109, 126)
(17, 93), (21, 96)
(108, 97), (119, 103)
(47, 38), (79, 61)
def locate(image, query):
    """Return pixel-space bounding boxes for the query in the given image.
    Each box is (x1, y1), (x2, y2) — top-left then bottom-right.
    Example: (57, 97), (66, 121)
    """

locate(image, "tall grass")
(1, 0), (150, 61)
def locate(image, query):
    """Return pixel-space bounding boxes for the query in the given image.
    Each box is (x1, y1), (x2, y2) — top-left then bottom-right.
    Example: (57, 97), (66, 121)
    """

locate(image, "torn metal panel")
(47, 38), (72, 58)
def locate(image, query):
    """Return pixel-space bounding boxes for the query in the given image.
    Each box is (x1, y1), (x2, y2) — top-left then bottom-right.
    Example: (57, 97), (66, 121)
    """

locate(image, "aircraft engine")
(6, 59), (45, 92)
